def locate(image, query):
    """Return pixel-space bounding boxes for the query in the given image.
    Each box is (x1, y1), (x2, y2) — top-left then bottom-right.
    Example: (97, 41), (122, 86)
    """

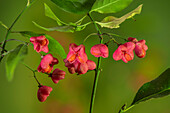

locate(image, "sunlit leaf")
(6, 44), (28, 81)
(91, 0), (133, 13)
(96, 4), (142, 29)
(50, 0), (96, 14)
(27, 0), (30, 6)
(20, 31), (67, 59)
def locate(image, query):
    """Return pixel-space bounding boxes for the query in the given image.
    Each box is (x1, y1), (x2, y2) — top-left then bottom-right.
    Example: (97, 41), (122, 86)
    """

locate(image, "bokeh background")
(0, 0), (170, 113)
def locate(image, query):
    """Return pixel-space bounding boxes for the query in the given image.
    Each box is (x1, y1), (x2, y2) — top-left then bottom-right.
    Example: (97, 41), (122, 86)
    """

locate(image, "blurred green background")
(0, 0), (170, 113)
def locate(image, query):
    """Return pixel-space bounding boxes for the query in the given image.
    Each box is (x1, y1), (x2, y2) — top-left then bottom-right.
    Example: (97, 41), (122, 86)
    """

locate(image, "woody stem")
(87, 12), (103, 113)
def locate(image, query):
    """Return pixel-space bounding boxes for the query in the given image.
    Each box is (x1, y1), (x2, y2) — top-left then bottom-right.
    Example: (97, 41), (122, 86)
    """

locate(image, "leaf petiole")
(0, 21), (9, 30)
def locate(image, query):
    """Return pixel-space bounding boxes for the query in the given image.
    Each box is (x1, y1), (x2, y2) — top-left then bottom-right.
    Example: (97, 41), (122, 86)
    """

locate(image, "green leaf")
(6, 44), (28, 81)
(44, 34), (67, 59)
(44, 3), (67, 26)
(20, 31), (67, 59)
(119, 68), (170, 113)
(96, 4), (142, 29)
(33, 4), (90, 32)
(91, 0), (133, 13)
(50, 0), (96, 14)
(33, 21), (91, 33)
(132, 68), (170, 105)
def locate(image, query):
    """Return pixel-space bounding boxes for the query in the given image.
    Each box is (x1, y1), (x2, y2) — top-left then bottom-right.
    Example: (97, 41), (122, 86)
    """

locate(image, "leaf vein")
(93, 0), (120, 11)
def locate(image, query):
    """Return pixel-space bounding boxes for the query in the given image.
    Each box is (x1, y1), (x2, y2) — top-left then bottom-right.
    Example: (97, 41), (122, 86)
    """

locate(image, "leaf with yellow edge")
(96, 4), (143, 29)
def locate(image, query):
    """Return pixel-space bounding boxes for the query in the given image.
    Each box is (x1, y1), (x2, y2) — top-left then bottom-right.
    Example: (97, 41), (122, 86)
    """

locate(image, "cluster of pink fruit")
(64, 43), (96, 75)
(30, 35), (148, 102)
(30, 36), (66, 102)
(113, 37), (148, 63)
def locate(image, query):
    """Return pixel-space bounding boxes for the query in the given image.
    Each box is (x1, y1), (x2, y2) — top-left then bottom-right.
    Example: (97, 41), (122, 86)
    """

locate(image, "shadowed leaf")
(131, 68), (170, 105)
(6, 44), (28, 81)
(50, 0), (96, 14)
(119, 68), (170, 113)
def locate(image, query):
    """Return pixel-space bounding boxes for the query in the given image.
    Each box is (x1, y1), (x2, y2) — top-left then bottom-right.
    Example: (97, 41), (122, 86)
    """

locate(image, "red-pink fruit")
(30, 35), (49, 53)
(37, 54), (58, 73)
(90, 44), (109, 58)
(113, 42), (135, 63)
(37, 86), (52, 102)
(76, 63), (88, 75)
(51, 68), (66, 84)
(128, 37), (148, 58)
(135, 40), (148, 58)
(128, 37), (138, 43)
(66, 43), (88, 63)
(86, 60), (96, 70)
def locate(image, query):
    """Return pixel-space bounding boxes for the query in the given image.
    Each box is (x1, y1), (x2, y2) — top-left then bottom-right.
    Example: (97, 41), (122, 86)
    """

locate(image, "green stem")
(22, 62), (41, 86)
(103, 33), (128, 42)
(75, 15), (87, 24)
(33, 71), (41, 87)
(83, 33), (98, 44)
(105, 38), (119, 46)
(104, 35), (120, 46)
(0, 21), (9, 29)
(119, 105), (134, 113)
(22, 62), (35, 72)
(0, 0), (35, 62)
(87, 13), (103, 40)
(87, 13), (103, 113)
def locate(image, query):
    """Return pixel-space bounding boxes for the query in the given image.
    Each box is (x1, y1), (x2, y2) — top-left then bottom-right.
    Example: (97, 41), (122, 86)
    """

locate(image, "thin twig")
(0, 0), (36, 62)
(83, 33), (98, 43)
(22, 62), (41, 86)
(103, 33), (128, 42)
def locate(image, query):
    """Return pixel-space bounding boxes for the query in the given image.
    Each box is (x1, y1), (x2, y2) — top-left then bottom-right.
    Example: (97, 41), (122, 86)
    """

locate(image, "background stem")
(0, 0), (35, 62)
(87, 13), (103, 113)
